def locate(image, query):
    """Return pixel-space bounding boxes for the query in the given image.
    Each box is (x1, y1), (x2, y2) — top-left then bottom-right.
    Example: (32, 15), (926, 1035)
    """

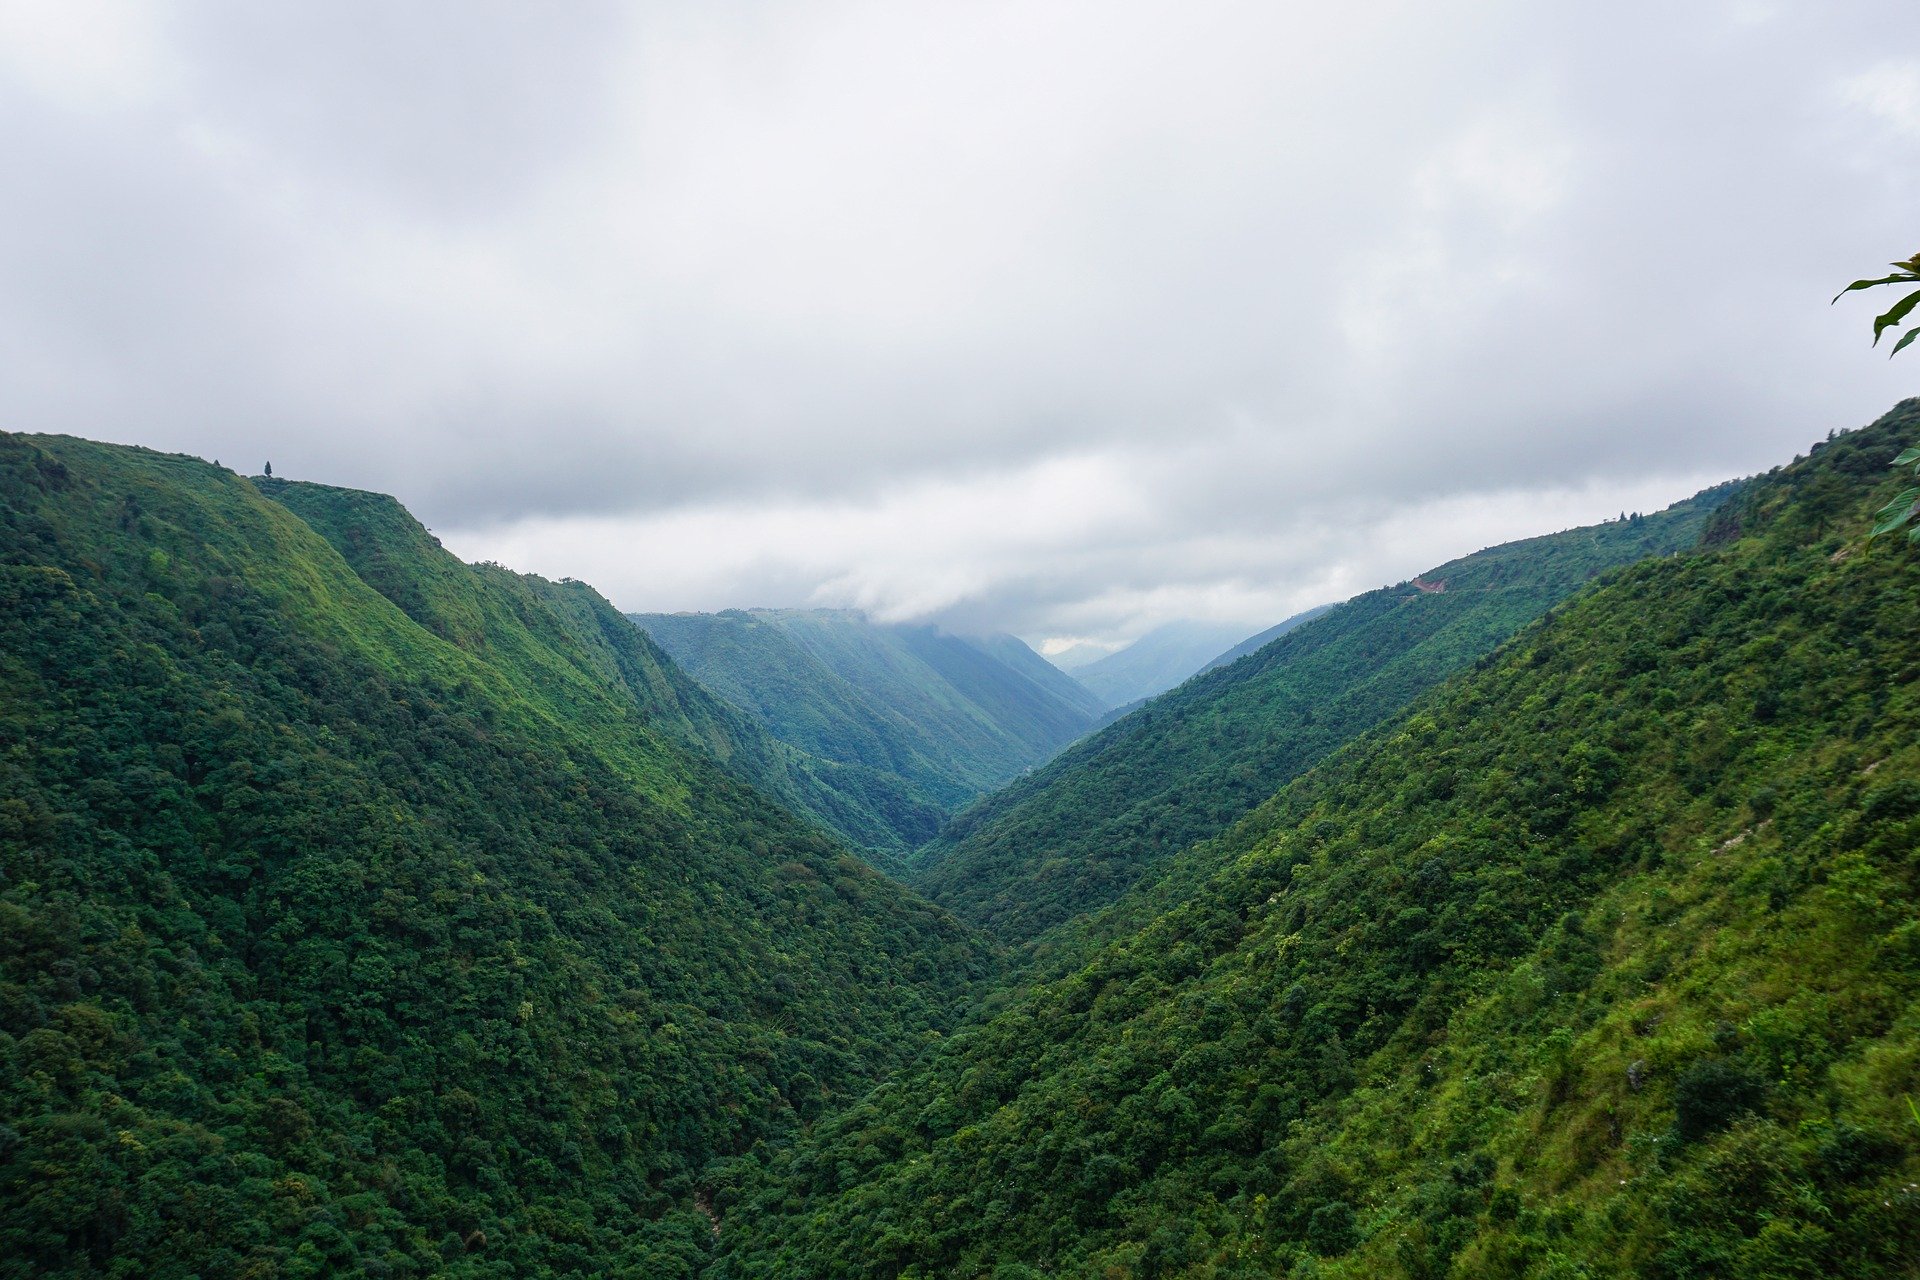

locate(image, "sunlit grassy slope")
(262, 478), (959, 863)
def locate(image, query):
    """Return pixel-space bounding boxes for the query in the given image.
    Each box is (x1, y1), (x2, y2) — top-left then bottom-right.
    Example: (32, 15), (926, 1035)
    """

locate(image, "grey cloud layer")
(1, 0), (1913, 643)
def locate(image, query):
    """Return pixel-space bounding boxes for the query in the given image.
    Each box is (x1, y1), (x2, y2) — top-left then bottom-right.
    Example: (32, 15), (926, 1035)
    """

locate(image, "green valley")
(712, 400), (1920, 1279)
(4, 12), (1907, 1279)
(255, 482), (955, 867)
(7, 404), (1920, 1280)
(910, 482), (1738, 946)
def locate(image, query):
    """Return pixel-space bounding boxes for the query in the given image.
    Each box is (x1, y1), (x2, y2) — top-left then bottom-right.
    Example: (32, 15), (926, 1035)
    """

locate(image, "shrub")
(1673, 1060), (1766, 1142)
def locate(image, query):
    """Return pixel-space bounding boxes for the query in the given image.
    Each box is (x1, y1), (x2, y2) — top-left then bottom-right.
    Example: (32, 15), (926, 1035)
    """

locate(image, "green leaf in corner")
(1893, 446), (1920, 467)
(1871, 289), (1920, 344)
(1870, 487), (1920, 537)
(1833, 273), (1918, 303)
(1891, 326), (1920, 358)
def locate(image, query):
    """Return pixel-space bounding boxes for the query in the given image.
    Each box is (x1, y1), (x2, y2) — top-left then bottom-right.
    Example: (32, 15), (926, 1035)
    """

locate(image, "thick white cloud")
(1838, 60), (1920, 142)
(0, 0), (1913, 646)
(448, 441), (1730, 641)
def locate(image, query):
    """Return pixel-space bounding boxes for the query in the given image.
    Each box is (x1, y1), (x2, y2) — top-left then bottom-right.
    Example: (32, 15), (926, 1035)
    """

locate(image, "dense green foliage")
(0, 437), (993, 1278)
(912, 486), (1736, 945)
(1197, 606), (1336, 679)
(714, 401), (1920, 1278)
(631, 608), (1104, 852)
(12, 403), (1920, 1279)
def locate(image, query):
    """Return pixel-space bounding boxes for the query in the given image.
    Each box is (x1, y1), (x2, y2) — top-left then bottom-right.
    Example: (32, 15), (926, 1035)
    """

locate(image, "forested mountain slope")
(1197, 604), (1336, 676)
(1080, 607), (1339, 735)
(0, 435), (992, 1278)
(911, 483), (1737, 944)
(630, 608), (1104, 847)
(1067, 620), (1269, 709)
(965, 629), (1110, 727)
(262, 481), (944, 862)
(713, 402), (1920, 1278)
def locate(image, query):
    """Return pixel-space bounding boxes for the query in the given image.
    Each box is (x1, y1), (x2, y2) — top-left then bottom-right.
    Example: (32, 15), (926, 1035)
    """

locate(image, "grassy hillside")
(911, 483), (1738, 945)
(0, 435), (992, 1278)
(631, 608), (1104, 850)
(256, 478), (946, 863)
(712, 402), (1920, 1278)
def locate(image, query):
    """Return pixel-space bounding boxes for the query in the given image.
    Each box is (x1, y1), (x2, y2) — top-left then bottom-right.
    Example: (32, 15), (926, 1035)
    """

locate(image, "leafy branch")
(1838, 251), (1920, 541)
(1833, 251), (1920, 358)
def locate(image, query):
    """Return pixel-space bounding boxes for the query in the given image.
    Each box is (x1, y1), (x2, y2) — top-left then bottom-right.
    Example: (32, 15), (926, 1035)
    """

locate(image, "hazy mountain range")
(1057, 619), (1282, 708)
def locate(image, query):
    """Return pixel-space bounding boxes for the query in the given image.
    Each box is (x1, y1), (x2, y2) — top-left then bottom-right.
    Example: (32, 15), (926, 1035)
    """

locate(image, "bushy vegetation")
(912, 483), (1737, 946)
(0, 437), (992, 1278)
(714, 402), (1920, 1278)
(632, 609), (1104, 855)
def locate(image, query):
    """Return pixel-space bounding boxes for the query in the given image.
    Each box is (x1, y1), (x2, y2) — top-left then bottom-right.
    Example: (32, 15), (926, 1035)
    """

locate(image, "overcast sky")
(2, 1), (1915, 651)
